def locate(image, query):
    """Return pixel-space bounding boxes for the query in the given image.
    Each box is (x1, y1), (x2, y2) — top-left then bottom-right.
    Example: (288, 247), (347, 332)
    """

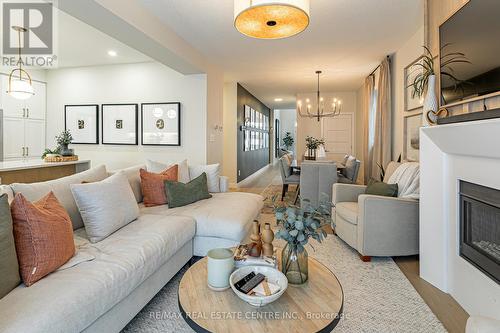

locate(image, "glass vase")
(281, 244), (308, 285)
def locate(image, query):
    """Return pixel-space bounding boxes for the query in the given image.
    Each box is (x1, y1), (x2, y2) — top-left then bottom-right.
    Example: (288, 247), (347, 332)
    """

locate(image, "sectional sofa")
(0, 164), (263, 333)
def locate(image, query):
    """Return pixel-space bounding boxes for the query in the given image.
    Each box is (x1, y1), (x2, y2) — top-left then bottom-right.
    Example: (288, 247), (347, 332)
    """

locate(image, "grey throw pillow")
(0, 193), (20, 297)
(71, 172), (139, 243)
(164, 173), (212, 208)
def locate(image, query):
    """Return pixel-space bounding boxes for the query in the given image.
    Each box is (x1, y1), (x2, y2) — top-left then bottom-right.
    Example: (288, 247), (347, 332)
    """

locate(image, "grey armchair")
(279, 157), (299, 200)
(332, 162), (419, 261)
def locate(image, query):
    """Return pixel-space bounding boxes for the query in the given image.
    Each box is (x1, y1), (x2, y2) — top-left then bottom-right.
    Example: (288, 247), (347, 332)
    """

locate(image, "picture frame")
(64, 104), (99, 144)
(251, 108), (256, 128)
(403, 112), (422, 161)
(141, 102), (181, 146)
(244, 105), (251, 127)
(404, 56), (425, 112)
(101, 104), (138, 145)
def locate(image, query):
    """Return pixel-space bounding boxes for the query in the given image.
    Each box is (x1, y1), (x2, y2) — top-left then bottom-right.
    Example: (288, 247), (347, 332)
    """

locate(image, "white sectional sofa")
(0, 165), (263, 333)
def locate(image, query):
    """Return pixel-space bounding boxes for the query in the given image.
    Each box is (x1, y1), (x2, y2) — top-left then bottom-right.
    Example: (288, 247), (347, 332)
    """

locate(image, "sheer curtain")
(371, 58), (392, 181)
(362, 75), (375, 184)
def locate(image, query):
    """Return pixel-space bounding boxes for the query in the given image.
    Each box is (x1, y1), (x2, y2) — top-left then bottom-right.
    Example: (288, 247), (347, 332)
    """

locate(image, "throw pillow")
(108, 164), (146, 203)
(139, 165), (179, 207)
(365, 179), (398, 197)
(188, 164), (220, 193)
(10, 192), (75, 286)
(71, 172), (140, 243)
(164, 173), (212, 208)
(146, 159), (190, 183)
(11, 165), (108, 230)
(0, 193), (20, 296)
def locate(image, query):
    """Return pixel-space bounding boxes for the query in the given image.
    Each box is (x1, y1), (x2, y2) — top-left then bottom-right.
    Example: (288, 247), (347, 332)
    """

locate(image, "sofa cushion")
(0, 193), (20, 297)
(189, 163), (220, 193)
(71, 172), (140, 243)
(140, 192), (264, 241)
(10, 165), (108, 230)
(108, 165), (145, 203)
(11, 192), (75, 286)
(165, 173), (212, 208)
(0, 214), (195, 333)
(336, 202), (358, 225)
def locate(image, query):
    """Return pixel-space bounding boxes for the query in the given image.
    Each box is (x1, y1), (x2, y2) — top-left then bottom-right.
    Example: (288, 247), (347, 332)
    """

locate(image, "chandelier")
(234, 0), (310, 39)
(6, 26), (34, 100)
(297, 71), (342, 121)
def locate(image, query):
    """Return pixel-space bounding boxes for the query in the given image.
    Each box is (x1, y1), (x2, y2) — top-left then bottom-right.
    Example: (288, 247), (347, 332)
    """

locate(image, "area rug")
(122, 183), (446, 333)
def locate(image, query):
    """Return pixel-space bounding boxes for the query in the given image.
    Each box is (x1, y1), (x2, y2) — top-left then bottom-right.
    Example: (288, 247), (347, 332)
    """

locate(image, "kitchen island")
(0, 159), (91, 184)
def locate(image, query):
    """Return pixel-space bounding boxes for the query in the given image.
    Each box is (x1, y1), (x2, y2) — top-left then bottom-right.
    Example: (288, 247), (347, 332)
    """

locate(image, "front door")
(321, 113), (354, 162)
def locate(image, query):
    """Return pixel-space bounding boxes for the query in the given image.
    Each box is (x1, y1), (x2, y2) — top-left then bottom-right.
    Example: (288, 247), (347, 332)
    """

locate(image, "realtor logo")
(1, 0), (57, 67)
(2, 1), (53, 54)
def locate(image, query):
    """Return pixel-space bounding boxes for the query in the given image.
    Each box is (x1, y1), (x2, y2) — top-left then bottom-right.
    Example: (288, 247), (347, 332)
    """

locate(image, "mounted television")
(439, 0), (500, 106)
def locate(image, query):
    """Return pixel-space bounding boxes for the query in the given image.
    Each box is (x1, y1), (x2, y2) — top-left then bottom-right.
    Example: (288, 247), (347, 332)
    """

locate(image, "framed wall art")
(403, 112), (422, 161)
(64, 104), (99, 144)
(141, 102), (181, 146)
(404, 56), (425, 112)
(101, 104), (138, 145)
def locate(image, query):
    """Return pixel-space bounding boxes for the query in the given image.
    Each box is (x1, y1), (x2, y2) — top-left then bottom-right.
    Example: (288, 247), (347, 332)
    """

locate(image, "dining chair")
(279, 157), (300, 201)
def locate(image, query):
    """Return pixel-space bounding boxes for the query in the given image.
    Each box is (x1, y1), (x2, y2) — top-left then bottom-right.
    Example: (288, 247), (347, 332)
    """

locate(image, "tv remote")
(239, 273), (266, 294)
(234, 272), (256, 291)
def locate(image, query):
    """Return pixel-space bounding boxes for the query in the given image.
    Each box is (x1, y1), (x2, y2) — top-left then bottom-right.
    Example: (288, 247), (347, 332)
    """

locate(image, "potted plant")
(408, 44), (470, 126)
(272, 196), (331, 285)
(282, 132), (294, 151)
(305, 136), (325, 160)
(55, 130), (74, 156)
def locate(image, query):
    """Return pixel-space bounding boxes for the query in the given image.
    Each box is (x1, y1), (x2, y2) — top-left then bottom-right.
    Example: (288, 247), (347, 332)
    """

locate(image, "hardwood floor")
(237, 164), (470, 333)
(394, 256), (469, 333)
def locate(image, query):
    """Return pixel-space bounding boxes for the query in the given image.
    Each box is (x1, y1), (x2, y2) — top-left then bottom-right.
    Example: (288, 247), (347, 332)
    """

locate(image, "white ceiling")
(56, 9), (151, 68)
(139, 0), (423, 109)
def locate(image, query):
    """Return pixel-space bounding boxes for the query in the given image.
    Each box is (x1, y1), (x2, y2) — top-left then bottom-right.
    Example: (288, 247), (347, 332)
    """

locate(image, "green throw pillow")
(365, 179), (398, 197)
(0, 193), (21, 298)
(165, 172), (212, 208)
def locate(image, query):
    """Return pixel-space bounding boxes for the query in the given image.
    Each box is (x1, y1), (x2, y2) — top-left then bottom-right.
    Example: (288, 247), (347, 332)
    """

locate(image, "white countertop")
(0, 159), (91, 172)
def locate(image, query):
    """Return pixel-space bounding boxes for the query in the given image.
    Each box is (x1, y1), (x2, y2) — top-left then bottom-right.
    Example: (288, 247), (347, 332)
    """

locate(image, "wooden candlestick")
(249, 220), (262, 257)
(261, 223), (274, 257)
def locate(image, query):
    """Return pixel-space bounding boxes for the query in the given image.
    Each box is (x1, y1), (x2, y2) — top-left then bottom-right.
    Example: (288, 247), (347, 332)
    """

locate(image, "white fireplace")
(420, 118), (500, 319)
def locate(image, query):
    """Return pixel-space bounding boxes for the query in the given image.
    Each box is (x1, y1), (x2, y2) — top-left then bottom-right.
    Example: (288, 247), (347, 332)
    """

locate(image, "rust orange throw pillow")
(140, 165), (178, 207)
(10, 192), (75, 286)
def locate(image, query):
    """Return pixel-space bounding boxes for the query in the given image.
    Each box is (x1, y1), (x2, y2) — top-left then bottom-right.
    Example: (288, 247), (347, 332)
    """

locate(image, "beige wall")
(223, 82), (238, 183)
(391, 26), (425, 161)
(296, 91), (359, 161)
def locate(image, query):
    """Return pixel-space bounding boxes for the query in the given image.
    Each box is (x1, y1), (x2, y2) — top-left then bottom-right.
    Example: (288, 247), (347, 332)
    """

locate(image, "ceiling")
(139, 0), (423, 109)
(56, 9), (151, 68)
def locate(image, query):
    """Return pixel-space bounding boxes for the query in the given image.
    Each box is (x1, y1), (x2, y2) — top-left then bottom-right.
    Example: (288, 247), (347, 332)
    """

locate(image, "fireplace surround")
(459, 180), (500, 285)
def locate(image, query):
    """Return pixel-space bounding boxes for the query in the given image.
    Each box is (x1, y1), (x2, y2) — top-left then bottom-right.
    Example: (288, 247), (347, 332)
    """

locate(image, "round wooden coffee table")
(178, 253), (344, 333)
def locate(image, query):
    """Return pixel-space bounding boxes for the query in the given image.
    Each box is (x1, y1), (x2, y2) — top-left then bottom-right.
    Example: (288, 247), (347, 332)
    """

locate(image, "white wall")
(391, 25), (425, 160)
(223, 82), (237, 182)
(278, 109), (297, 157)
(46, 62), (207, 170)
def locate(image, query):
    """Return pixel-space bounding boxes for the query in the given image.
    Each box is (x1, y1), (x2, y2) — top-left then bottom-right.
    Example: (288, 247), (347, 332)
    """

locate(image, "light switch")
(209, 134), (216, 142)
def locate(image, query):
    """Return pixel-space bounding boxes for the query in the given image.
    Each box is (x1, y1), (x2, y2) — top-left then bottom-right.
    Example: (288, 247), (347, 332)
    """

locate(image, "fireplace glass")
(459, 181), (500, 284)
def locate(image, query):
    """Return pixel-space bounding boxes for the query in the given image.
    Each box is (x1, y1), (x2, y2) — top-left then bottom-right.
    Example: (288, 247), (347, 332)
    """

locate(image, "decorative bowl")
(229, 265), (287, 307)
